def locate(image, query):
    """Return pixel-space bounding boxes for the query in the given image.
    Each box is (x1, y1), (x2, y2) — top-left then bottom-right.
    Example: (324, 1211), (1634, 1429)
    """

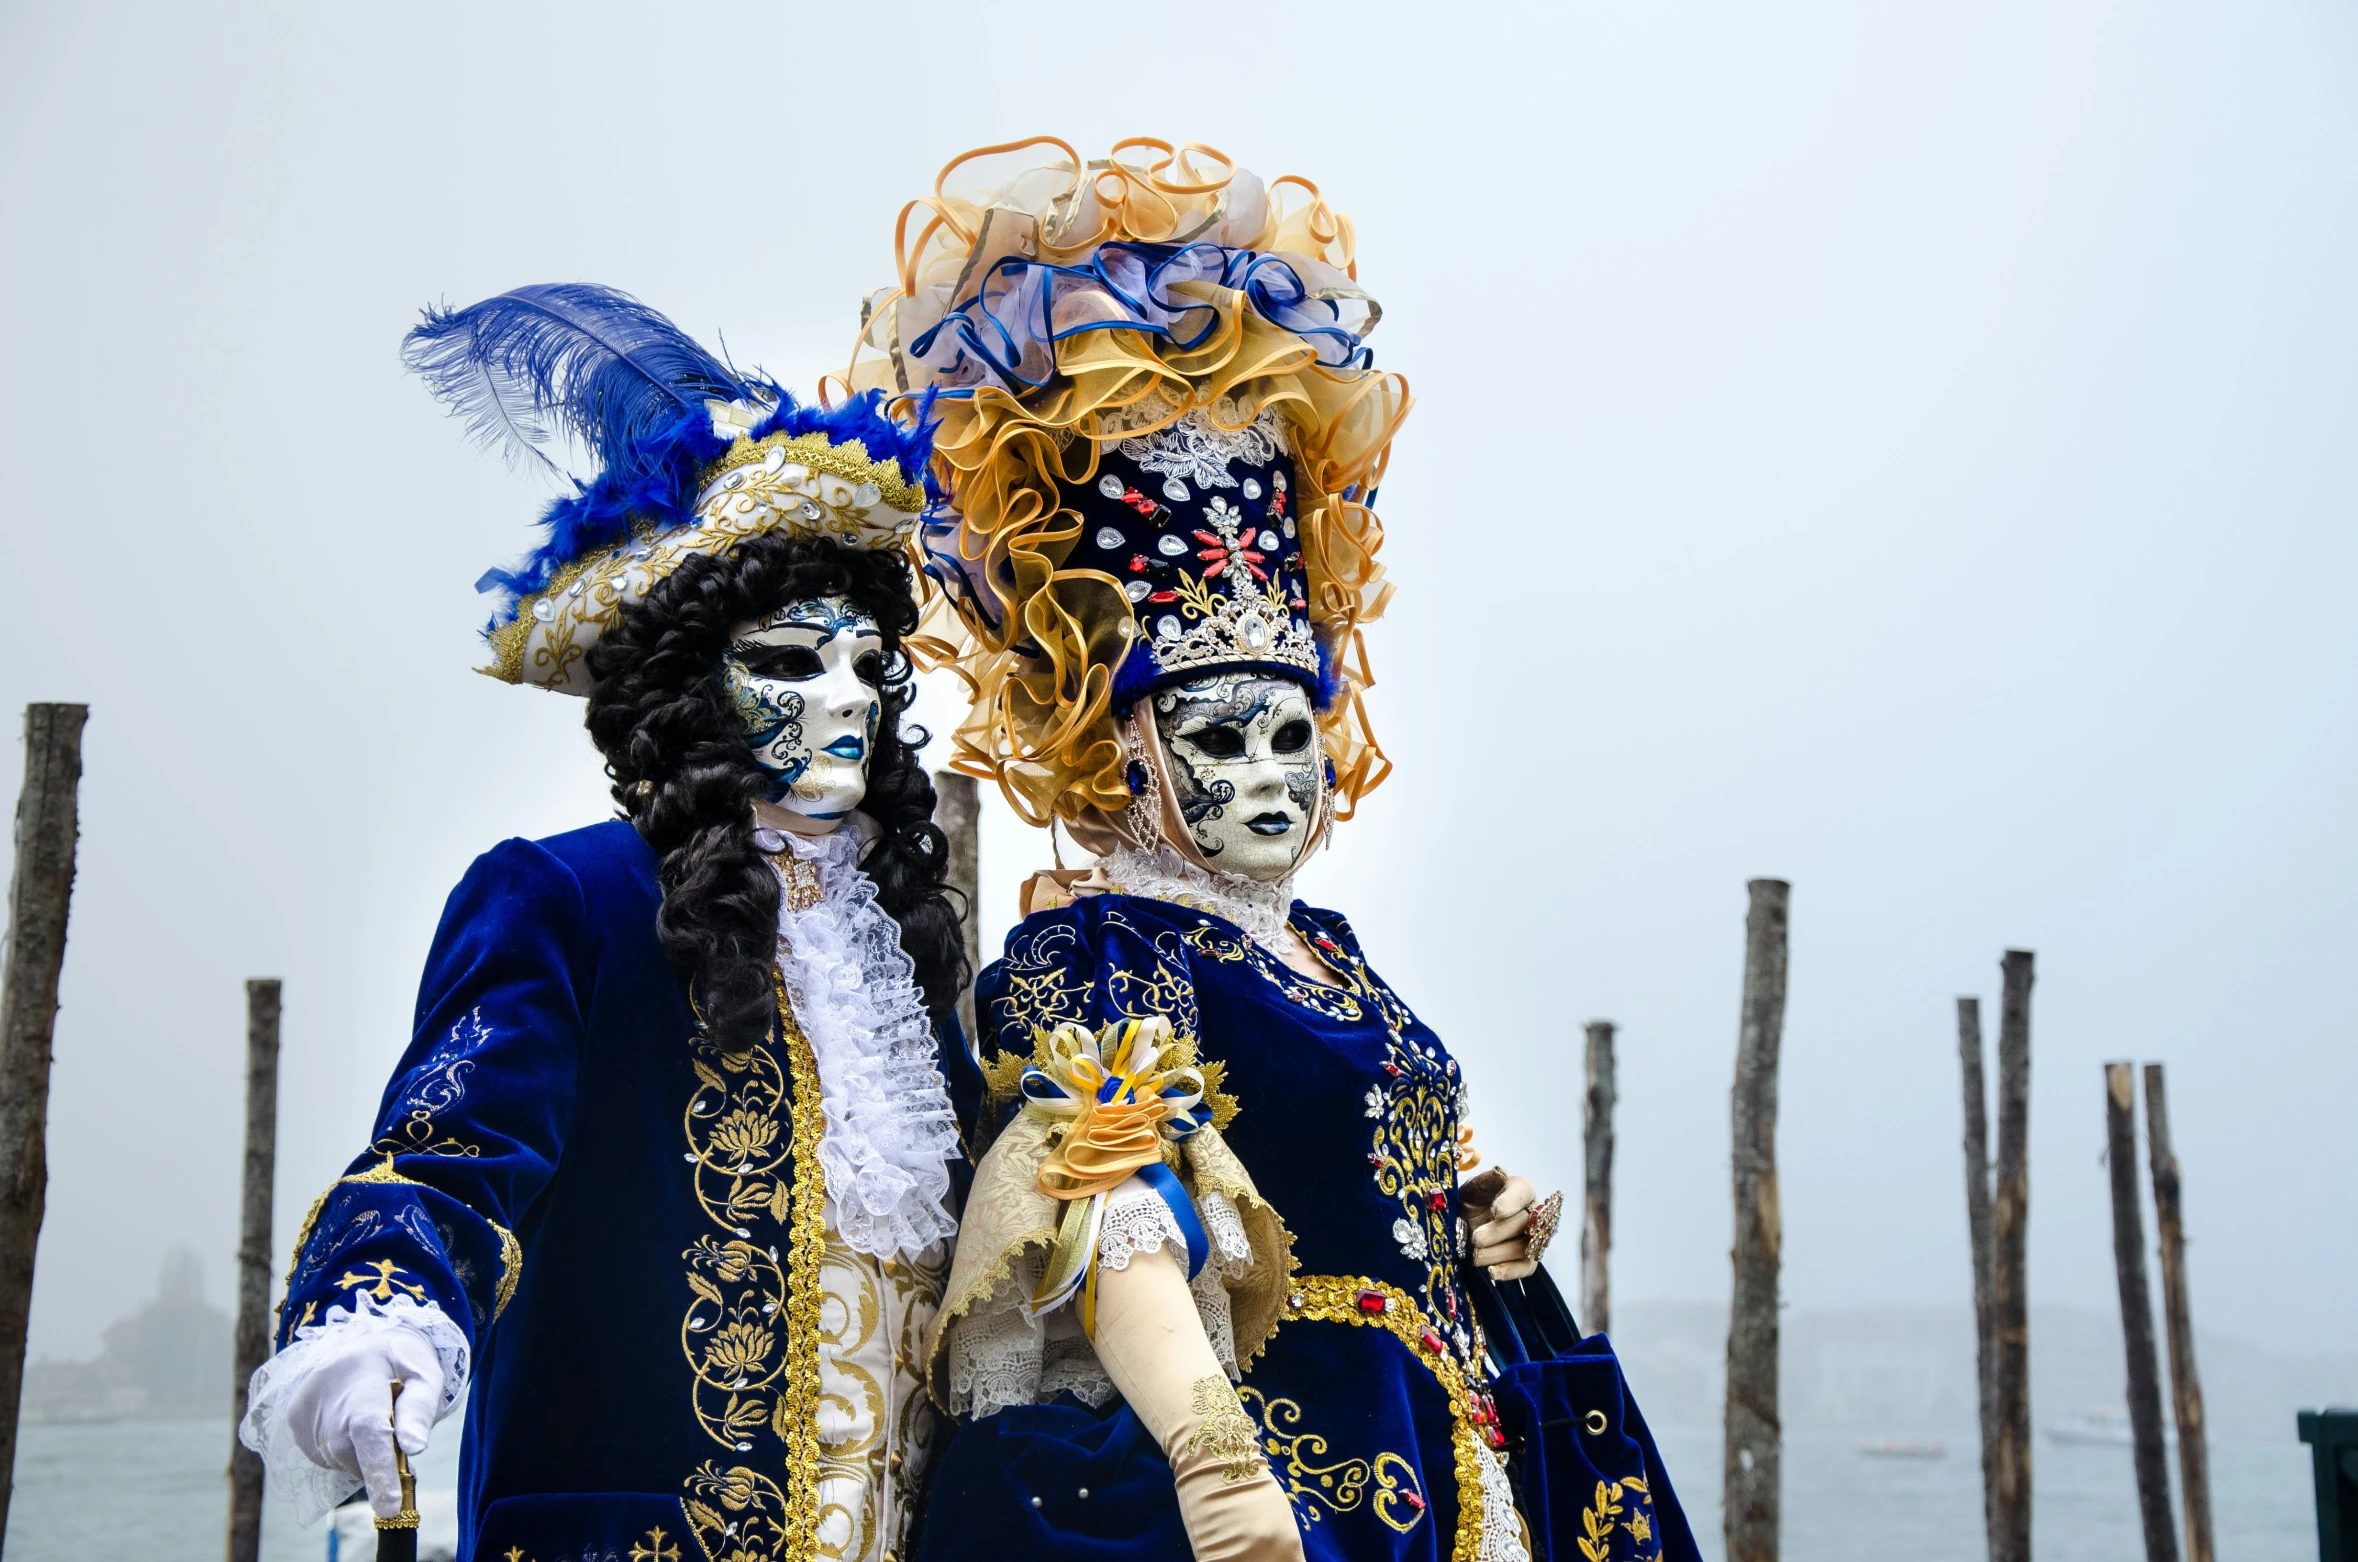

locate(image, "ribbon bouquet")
(1022, 1017), (1214, 1333)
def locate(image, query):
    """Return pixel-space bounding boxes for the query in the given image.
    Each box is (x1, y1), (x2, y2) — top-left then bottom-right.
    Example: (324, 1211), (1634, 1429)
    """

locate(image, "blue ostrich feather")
(402, 283), (752, 483)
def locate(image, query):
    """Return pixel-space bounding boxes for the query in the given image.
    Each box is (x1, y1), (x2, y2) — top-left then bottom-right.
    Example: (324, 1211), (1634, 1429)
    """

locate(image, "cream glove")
(1091, 1225), (1303, 1562)
(1461, 1168), (1541, 1281)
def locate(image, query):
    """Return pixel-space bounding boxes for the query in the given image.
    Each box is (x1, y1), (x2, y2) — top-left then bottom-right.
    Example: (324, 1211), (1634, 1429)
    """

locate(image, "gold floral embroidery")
(1184, 1375), (1267, 1485)
(1283, 1276), (1505, 1562)
(1239, 1389), (1427, 1533)
(679, 972), (829, 1562)
(1181, 921), (1365, 1023)
(1368, 1028), (1471, 1354)
(1579, 1476), (1660, 1561)
(633, 1525), (686, 1562)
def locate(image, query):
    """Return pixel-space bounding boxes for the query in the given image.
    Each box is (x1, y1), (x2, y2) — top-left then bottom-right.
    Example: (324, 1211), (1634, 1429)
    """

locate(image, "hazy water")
(3, 1418), (2318, 1560)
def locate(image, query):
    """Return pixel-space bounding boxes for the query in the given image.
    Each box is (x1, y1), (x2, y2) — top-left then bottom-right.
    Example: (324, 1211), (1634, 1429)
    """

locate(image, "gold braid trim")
(698, 431), (926, 514)
(773, 971), (830, 1562)
(1285, 1276), (1490, 1562)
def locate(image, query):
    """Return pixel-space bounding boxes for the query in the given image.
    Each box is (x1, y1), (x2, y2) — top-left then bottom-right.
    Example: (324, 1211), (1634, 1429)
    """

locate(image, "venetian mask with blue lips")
(722, 595), (884, 829)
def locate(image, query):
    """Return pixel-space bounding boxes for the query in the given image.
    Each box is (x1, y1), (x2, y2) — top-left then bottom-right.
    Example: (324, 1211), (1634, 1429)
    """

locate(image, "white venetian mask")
(722, 595), (884, 831)
(1150, 673), (1322, 882)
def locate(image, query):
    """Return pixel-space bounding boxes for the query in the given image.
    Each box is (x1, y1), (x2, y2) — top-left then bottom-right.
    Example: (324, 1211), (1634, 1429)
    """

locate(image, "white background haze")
(1, 0), (2352, 1385)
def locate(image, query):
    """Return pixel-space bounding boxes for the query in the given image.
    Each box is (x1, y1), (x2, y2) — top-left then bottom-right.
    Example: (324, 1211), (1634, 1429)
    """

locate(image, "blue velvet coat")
(278, 819), (931, 1562)
(922, 895), (1699, 1562)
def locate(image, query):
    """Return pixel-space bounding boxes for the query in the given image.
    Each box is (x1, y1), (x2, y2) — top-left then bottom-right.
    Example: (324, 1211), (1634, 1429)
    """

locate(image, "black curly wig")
(582, 533), (966, 1054)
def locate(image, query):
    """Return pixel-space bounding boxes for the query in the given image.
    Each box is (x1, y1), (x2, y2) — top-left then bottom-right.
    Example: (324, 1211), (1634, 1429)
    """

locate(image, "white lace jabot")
(1101, 840), (1296, 950)
(762, 817), (961, 1260)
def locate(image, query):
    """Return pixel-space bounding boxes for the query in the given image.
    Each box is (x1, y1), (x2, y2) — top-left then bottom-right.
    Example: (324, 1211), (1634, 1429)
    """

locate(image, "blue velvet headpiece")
(1056, 408), (1326, 709)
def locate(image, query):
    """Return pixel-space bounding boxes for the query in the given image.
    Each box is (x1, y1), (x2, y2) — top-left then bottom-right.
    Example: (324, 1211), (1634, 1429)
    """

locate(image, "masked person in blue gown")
(239, 286), (971, 1562)
(843, 139), (1705, 1562)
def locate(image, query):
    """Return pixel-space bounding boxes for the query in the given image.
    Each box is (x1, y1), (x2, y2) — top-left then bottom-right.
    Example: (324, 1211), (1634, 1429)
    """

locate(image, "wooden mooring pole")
(1989, 950), (2034, 1562)
(0, 705), (88, 1550)
(933, 771), (982, 1048)
(1725, 879), (1789, 1562)
(225, 979), (281, 1562)
(2106, 1062), (2180, 1562)
(1957, 996), (1998, 1557)
(1580, 1019), (1616, 1333)
(2144, 1064), (2214, 1562)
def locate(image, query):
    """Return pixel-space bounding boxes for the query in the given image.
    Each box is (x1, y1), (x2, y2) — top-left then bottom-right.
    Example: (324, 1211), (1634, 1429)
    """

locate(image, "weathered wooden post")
(0, 704), (88, 1550)
(933, 771), (982, 1047)
(1989, 950), (2034, 1562)
(1725, 879), (1789, 1562)
(1957, 995), (1998, 1557)
(226, 979), (281, 1562)
(1580, 1019), (1617, 1333)
(2144, 1064), (2214, 1562)
(2106, 1061), (2180, 1562)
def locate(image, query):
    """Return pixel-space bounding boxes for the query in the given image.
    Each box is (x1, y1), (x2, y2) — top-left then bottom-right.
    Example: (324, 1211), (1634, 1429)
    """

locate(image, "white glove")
(279, 1322), (447, 1518)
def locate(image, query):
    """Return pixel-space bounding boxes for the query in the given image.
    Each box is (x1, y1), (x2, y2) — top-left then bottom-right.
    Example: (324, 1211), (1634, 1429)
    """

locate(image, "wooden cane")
(375, 1379), (420, 1562)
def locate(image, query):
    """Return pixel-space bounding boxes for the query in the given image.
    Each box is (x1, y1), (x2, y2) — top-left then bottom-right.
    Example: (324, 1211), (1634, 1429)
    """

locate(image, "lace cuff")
(237, 1292), (470, 1525)
(1097, 1183), (1254, 1275)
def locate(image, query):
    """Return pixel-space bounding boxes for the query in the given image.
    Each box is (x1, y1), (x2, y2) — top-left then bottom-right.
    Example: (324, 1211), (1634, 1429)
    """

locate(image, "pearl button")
(1078, 1487), (1091, 1499)
(1030, 1496), (1043, 1509)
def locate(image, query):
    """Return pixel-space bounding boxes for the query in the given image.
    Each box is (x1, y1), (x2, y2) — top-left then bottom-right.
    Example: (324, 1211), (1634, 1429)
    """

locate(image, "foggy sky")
(2, 0), (2352, 1369)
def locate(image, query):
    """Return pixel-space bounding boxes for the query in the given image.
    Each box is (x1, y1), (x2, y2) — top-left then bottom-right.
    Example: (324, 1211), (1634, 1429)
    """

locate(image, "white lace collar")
(1101, 840), (1297, 950)
(755, 816), (960, 1260)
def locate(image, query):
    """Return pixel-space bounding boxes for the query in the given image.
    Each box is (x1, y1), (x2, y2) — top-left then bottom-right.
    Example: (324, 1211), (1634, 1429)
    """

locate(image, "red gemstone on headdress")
(1121, 489), (1157, 515)
(1128, 555), (1149, 573)
(1148, 590), (1178, 603)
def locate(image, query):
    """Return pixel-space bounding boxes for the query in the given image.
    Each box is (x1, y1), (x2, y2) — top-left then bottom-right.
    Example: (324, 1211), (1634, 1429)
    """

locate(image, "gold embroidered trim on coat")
(277, 1154), (525, 1326)
(678, 972), (831, 1562)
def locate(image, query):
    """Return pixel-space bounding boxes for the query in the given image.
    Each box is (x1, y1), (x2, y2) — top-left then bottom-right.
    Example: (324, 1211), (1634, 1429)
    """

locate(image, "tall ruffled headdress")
(842, 139), (1410, 839)
(406, 283), (935, 694)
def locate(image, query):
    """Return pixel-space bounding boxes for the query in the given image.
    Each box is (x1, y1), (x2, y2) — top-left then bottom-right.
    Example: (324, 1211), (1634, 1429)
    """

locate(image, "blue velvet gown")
(924, 894), (1699, 1562)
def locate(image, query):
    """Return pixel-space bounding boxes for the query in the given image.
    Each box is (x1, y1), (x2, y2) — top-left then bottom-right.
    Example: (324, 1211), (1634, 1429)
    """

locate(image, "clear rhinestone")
(799, 499), (822, 521)
(1242, 614), (1269, 649)
(568, 580), (585, 597)
(1243, 477), (1263, 499)
(1156, 534), (1187, 557)
(853, 482), (881, 508)
(1161, 477), (1190, 502)
(1098, 474), (1127, 499)
(1282, 516), (1296, 538)
(530, 599), (556, 621)
(1156, 615), (1181, 640)
(764, 445), (787, 473)
(1259, 530), (1280, 550)
(630, 543), (654, 560)
(724, 472), (745, 490)
(1095, 526), (1126, 550)
(1125, 580), (1151, 603)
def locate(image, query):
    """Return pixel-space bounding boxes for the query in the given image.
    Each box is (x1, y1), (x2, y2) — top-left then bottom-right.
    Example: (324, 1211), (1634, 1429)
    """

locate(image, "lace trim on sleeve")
(236, 1292), (470, 1526)
(943, 1185), (1248, 1418)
